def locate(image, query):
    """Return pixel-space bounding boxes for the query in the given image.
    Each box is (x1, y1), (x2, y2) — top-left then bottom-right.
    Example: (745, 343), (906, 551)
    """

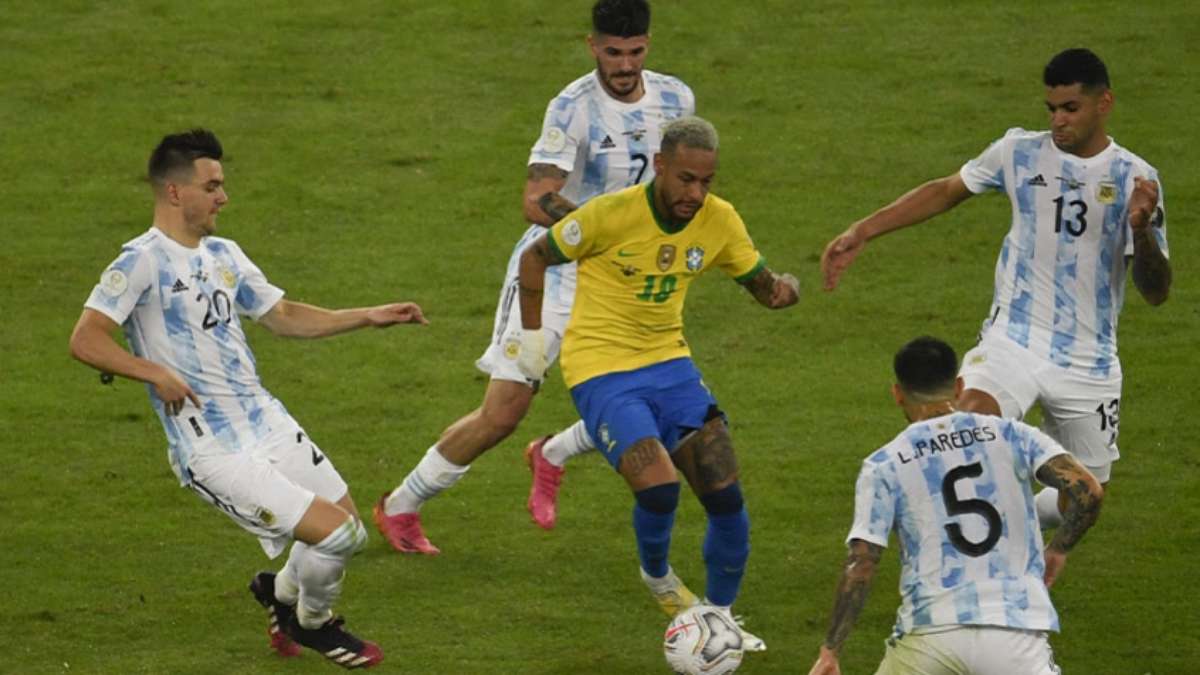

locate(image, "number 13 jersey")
(960, 128), (1169, 377)
(847, 411), (1068, 637)
(85, 227), (286, 483)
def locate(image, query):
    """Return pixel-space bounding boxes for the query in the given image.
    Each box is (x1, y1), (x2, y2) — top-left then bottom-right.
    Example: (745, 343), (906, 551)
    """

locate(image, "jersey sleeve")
(846, 454), (896, 548)
(547, 199), (607, 262)
(83, 247), (155, 325)
(959, 129), (1019, 194)
(528, 93), (585, 174)
(227, 242), (284, 320)
(1123, 167), (1169, 258)
(713, 208), (765, 282)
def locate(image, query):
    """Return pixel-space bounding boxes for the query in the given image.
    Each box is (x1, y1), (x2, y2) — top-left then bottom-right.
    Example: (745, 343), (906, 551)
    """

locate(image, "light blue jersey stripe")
(1006, 137), (1042, 348)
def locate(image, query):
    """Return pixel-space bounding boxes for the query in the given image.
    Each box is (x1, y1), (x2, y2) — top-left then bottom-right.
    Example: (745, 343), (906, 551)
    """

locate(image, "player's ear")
(954, 376), (965, 400)
(1098, 88), (1114, 115)
(653, 151), (665, 175)
(891, 383), (905, 407)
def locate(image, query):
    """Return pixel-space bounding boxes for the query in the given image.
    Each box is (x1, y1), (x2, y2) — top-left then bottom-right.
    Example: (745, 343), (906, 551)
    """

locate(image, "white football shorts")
(476, 226), (574, 384)
(876, 626), (1060, 675)
(184, 410), (348, 559)
(960, 333), (1122, 481)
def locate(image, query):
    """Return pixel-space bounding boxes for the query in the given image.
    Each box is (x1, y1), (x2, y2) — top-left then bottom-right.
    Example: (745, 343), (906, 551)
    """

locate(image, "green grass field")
(3, 1), (1198, 673)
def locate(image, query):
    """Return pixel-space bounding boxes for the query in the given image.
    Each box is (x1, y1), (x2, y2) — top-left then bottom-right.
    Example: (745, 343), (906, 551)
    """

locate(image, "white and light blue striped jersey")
(85, 227), (287, 485)
(847, 411), (1068, 637)
(960, 128), (1169, 376)
(525, 69), (695, 312)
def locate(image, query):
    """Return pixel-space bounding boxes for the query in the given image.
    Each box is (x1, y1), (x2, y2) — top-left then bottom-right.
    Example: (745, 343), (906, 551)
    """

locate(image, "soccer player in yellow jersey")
(516, 116), (799, 651)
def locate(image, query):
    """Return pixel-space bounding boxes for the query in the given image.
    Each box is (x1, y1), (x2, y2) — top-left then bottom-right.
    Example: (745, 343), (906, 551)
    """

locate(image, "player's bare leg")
(672, 418), (765, 652)
(376, 380), (534, 553)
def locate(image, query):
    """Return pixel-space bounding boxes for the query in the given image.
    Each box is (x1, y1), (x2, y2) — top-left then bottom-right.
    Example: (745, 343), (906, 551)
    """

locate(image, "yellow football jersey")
(548, 182), (764, 388)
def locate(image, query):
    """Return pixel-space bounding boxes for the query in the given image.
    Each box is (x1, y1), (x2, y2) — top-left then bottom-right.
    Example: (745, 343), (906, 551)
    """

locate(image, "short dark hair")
(1044, 48), (1110, 91)
(592, 0), (650, 38)
(894, 336), (958, 398)
(148, 129), (223, 187)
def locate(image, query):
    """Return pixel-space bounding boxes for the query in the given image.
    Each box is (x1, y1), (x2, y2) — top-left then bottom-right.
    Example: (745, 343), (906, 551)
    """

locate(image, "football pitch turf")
(3, 1), (1197, 673)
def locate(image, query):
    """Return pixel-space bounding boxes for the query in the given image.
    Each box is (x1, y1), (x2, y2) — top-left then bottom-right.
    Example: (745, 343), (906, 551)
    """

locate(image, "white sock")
(1036, 489), (1063, 529)
(274, 541), (304, 606)
(542, 420), (595, 467)
(296, 520), (360, 629)
(641, 564), (679, 591)
(384, 444), (470, 515)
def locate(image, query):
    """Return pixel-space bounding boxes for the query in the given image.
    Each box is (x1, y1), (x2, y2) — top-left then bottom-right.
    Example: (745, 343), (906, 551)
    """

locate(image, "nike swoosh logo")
(616, 249), (639, 257)
(311, 448), (325, 466)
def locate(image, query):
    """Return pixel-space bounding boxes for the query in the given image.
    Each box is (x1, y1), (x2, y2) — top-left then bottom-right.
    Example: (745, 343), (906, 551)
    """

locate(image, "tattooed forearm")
(1036, 455), (1103, 553)
(1130, 227), (1171, 305)
(823, 540), (882, 651)
(741, 267), (776, 307)
(537, 191), (577, 223)
(527, 163), (568, 181)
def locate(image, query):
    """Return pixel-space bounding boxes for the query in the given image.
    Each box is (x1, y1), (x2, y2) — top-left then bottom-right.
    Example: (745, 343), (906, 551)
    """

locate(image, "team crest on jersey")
(1096, 180), (1117, 204)
(100, 269), (128, 297)
(685, 246), (705, 271)
(542, 127), (567, 154)
(622, 128), (647, 142)
(657, 245), (676, 271)
(562, 219), (582, 246)
(217, 265), (237, 288)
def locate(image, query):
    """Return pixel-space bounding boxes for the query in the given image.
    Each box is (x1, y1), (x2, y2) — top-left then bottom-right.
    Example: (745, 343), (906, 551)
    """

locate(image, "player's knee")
(634, 482), (681, 515)
(699, 482), (744, 516)
(311, 516), (363, 560)
(481, 396), (530, 437)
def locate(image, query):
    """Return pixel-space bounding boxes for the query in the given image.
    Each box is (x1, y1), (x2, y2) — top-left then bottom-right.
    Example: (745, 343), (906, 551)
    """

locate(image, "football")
(662, 605), (744, 674)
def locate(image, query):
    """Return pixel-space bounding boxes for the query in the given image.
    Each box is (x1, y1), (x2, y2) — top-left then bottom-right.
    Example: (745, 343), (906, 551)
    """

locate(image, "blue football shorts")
(570, 357), (724, 470)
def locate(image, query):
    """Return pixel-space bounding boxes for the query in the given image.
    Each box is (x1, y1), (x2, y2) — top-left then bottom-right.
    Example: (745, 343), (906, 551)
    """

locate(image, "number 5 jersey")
(847, 411), (1068, 637)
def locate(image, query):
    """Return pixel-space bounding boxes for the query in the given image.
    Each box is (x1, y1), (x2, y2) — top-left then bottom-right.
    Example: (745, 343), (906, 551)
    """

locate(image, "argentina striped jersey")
(524, 69), (695, 313)
(960, 128), (1169, 376)
(85, 228), (286, 485)
(848, 412), (1067, 637)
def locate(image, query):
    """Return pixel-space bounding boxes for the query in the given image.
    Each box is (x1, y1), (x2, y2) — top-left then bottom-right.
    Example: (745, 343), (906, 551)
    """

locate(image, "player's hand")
(514, 328), (547, 382)
(770, 272), (800, 308)
(1043, 548), (1067, 588)
(820, 226), (867, 291)
(1128, 177), (1159, 231)
(366, 302), (429, 326)
(152, 365), (200, 416)
(807, 646), (841, 675)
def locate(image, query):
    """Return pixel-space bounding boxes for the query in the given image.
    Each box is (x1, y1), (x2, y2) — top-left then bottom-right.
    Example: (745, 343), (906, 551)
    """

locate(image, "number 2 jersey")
(847, 411), (1068, 637)
(84, 227), (286, 485)
(518, 69), (695, 315)
(960, 128), (1169, 377)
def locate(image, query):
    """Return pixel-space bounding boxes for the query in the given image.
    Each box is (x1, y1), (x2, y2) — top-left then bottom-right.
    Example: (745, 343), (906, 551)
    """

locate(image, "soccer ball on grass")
(662, 604), (743, 674)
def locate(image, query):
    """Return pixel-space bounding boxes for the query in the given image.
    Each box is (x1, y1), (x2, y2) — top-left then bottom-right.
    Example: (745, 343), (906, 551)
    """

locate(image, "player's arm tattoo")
(518, 236), (567, 300)
(537, 192), (577, 223)
(823, 539), (883, 652)
(1036, 454), (1104, 553)
(739, 267), (777, 307)
(1130, 225), (1171, 305)
(527, 163), (575, 225)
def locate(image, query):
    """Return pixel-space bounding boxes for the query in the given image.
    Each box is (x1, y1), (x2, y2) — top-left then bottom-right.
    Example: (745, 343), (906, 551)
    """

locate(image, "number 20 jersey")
(84, 227), (286, 484)
(847, 411), (1068, 637)
(960, 128), (1169, 377)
